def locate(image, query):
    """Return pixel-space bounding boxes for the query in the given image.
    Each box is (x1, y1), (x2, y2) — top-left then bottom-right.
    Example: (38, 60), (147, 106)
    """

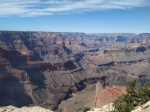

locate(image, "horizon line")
(1, 30), (149, 35)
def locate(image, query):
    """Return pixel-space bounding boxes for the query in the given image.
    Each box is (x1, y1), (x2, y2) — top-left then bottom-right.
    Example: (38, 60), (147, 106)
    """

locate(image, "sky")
(0, 0), (150, 34)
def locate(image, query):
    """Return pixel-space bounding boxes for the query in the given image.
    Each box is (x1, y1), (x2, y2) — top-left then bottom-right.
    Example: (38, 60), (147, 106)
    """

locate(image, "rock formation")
(94, 82), (126, 108)
(88, 103), (114, 112)
(0, 31), (150, 111)
(0, 105), (54, 112)
(131, 101), (150, 112)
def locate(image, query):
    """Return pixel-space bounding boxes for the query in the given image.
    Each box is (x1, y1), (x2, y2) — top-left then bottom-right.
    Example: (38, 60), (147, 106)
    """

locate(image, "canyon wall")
(0, 31), (150, 110)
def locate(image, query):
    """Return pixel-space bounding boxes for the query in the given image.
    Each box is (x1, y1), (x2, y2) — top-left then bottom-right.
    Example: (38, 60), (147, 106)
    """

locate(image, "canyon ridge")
(0, 31), (150, 111)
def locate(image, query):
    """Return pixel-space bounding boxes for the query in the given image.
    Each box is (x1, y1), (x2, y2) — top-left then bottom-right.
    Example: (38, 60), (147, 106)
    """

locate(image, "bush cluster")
(113, 80), (150, 112)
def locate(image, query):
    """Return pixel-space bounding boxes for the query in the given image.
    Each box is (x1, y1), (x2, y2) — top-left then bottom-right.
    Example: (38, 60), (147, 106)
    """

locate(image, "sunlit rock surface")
(0, 106), (54, 112)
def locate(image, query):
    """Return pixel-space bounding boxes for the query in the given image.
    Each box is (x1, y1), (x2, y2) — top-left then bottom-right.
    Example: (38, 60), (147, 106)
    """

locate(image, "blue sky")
(0, 0), (150, 33)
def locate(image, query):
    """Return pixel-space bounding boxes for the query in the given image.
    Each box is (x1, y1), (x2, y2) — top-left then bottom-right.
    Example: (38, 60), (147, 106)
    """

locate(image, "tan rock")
(0, 106), (54, 112)
(132, 101), (150, 112)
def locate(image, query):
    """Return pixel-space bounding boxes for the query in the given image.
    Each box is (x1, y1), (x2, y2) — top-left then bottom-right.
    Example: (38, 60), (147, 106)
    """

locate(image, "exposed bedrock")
(0, 31), (150, 110)
(94, 82), (126, 108)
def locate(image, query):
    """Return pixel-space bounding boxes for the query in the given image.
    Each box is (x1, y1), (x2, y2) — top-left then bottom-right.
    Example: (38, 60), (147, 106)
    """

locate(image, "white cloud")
(0, 0), (150, 17)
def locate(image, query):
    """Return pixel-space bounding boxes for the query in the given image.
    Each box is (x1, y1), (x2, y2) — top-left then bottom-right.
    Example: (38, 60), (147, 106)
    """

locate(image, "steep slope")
(94, 82), (126, 108)
(0, 31), (150, 111)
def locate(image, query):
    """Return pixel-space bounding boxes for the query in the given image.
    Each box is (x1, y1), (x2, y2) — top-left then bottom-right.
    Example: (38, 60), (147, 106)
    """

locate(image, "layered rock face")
(95, 82), (126, 108)
(0, 48), (74, 109)
(0, 31), (150, 111)
(131, 33), (150, 43)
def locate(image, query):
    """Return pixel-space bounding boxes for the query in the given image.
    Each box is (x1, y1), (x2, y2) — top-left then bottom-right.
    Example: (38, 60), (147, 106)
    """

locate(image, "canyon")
(0, 31), (150, 111)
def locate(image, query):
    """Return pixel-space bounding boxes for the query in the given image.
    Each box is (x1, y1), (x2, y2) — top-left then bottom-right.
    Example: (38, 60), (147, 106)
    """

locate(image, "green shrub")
(113, 80), (150, 112)
(82, 107), (91, 112)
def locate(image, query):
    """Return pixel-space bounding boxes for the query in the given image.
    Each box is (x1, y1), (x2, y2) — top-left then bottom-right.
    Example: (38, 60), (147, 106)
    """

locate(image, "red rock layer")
(95, 82), (126, 108)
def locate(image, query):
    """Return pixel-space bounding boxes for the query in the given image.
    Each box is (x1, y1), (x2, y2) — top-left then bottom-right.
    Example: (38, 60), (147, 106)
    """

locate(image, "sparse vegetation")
(82, 107), (91, 112)
(113, 80), (150, 112)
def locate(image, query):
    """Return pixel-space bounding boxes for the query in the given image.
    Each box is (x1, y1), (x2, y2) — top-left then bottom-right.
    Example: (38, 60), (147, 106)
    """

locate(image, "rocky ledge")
(0, 106), (54, 112)
(88, 100), (150, 112)
(131, 100), (150, 112)
(88, 103), (114, 112)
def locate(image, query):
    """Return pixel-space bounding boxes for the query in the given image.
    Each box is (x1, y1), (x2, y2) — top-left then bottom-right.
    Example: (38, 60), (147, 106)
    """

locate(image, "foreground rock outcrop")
(0, 106), (54, 112)
(88, 103), (114, 112)
(88, 101), (150, 112)
(132, 101), (150, 112)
